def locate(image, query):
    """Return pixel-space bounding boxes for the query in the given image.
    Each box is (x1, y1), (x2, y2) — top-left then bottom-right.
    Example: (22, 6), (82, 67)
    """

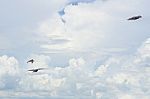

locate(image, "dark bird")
(127, 15), (142, 20)
(28, 68), (45, 72)
(27, 59), (34, 63)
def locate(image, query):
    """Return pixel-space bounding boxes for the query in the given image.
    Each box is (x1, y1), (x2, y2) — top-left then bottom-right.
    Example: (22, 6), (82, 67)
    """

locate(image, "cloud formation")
(0, 55), (20, 89)
(0, 0), (150, 98)
(0, 38), (149, 98)
(38, 0), (150, 54)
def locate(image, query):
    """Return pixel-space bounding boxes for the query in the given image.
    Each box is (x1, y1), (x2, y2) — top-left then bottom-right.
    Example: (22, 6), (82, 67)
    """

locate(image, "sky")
(0, 0), (150, 98)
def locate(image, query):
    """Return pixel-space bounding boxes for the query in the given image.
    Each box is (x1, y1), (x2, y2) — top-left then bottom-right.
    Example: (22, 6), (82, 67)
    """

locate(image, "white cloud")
(0, 38), (150, 98)
(106, 73), (139, 86)
(119, 94), (135, 99)
(0, 0), (150, 98)
(135, 38), (150, 64)
(37, 0), (150, 54)
(95, 65), (108, 76)
(0, 55), (20, 89)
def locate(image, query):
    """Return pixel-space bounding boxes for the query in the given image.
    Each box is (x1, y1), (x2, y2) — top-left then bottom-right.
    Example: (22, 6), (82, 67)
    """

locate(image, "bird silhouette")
(27, 59), (34, 63)
(28, 68), (45, 72)
(127, 15), (142, 20)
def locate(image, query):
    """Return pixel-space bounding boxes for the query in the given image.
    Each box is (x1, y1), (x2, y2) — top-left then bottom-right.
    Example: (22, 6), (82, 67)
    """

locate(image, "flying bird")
(127, 15), (142, 20)
(28, 68), (45, 72)
(27, 59), (34, 63)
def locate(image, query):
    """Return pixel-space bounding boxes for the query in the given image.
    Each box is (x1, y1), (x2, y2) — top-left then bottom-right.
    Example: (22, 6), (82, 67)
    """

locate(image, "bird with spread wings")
(27, 59), (34, 63)
(28, 68), (46, 72)
(127, 15), (142, 20)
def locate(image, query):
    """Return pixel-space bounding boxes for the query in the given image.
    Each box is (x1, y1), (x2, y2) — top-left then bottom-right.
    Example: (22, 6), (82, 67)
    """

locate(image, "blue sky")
(0, 0), (150, 98)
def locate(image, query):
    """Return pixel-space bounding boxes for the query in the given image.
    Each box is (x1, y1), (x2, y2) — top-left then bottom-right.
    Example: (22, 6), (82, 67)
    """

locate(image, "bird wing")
(28, 68), (46, 72)
(127, 17), (134, 20)
(28, 69), (34, 71)
(27, 60), (32, 63)
(38, 68), (46, 70)
(27, 59), (34, 63)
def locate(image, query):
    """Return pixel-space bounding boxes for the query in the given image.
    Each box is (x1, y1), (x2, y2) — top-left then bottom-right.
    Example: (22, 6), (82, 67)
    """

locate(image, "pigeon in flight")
(28, 68), (45, 72)
(127, 15), (142, 20)
(27, 59), (34, 63)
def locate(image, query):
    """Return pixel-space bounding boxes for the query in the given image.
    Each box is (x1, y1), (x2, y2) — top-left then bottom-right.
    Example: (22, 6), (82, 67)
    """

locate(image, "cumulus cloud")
(0, 55), (20, 89)
(0, 38), (150, 98)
